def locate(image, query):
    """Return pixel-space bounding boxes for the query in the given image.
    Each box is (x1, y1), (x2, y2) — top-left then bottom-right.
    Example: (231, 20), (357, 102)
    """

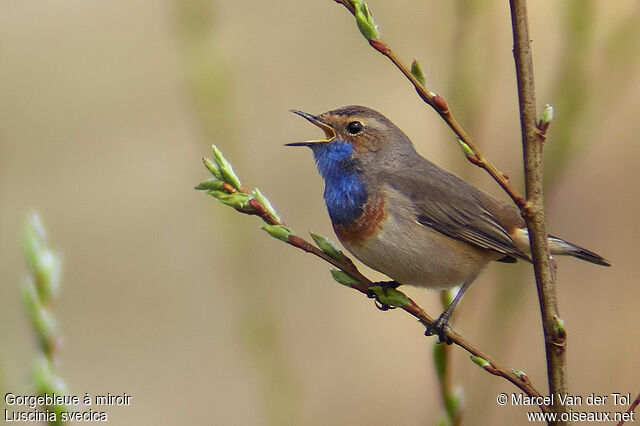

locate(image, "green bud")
(456, 138), (475, 156)
(195, 178), (225, 191)
(552, 315), (566, 338)
(202, 157), (223, 180)
(22, 278), (58, 344)
(30, 213), (46, 240)
(211, 145), (242, 191)
(23, 215), (45, 275)
(35, 309), (58, 345)
(381, 287), (410, 307)
(351, 0), (380, 40)
(261, 224), (295, 242)
(252, 188), (281, 223)
(432, 342), (447, 380)
(330, 269), (358, 287)
(310, 232), (343, 261)
(33, 355), (54, 392)
(470, 355), (491, 369)
(22, 276), (41, 317)
(410, 59), (426, 87)
(32, 354), (68, 400)
(217, 193), (253, 211)
(540, 104), (554, 127)
(206, 189), (229, 199)
(512, 369), (528, 381)
(368, 285), (410, 308)
(34, 249), (61, 301)
(23, 215), (61, 301)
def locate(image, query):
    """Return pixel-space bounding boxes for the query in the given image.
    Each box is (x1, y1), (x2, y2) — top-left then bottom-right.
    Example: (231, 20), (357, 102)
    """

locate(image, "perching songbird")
(287, 105), (610, 342)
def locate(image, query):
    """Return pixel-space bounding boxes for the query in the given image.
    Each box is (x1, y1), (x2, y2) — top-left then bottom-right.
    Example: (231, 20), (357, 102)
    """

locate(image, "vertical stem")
(434, 289), (463, 426)
(509, 1), (568, 425)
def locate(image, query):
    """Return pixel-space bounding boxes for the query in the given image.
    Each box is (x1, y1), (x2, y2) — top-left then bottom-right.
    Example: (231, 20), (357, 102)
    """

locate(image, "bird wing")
(381, 161), (530, 262)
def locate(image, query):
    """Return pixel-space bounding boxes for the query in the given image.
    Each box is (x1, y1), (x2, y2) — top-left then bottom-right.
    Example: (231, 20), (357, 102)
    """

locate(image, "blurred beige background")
(1, 1), (639, 425)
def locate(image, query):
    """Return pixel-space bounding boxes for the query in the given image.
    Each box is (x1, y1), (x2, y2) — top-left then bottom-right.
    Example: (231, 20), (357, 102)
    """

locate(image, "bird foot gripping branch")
(365, 280), (401, 311)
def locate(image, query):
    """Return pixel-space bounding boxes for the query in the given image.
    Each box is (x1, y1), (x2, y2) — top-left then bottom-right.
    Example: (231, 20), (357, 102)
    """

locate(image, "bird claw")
(374, 299), (393, 311)
(424, 314), (453, 345)
(366, 281), (400, 311)
(365, 288), (395, 311)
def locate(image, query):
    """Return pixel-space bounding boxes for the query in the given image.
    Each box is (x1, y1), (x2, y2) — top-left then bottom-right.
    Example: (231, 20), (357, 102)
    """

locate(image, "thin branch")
(509, 1), (568, 424)
(616, 392), (640, 426)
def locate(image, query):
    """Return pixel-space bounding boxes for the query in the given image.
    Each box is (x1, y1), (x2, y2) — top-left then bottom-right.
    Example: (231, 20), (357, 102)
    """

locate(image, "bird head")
(287, 105), (403, 154)
(287, 105), (416, 180)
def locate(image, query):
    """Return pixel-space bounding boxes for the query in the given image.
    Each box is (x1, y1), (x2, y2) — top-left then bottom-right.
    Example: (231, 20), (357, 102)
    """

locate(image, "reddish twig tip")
(432, 95), (449, 113)
(368, 39), (390, 54)
(221, 183), (237, 194)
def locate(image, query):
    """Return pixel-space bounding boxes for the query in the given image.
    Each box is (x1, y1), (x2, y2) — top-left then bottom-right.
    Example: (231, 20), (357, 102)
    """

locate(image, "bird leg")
(366, 280), (400, 311)
(425, 278), (474, 344)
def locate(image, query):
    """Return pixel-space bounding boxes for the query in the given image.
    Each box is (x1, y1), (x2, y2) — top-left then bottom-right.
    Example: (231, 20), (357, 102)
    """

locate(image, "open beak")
(286, 109), (336, 147)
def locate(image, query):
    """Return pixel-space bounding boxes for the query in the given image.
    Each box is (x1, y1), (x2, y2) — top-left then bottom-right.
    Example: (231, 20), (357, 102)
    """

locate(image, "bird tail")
(548, 236), (611, 266)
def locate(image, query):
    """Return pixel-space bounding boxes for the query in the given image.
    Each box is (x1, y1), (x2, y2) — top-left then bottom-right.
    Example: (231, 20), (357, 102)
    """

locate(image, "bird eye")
(346, 121), (363, 135)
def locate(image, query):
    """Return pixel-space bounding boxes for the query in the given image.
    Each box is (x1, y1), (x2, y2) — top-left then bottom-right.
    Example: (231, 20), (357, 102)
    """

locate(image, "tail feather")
(548, 236), (611, 266)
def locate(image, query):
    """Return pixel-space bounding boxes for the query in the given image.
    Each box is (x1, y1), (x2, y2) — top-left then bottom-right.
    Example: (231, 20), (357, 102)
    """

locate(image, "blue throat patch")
(311, 141), (368, 226)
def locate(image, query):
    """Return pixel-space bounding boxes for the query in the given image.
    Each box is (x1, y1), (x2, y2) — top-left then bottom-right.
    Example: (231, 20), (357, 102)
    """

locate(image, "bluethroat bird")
(287, 105), (610, 342)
